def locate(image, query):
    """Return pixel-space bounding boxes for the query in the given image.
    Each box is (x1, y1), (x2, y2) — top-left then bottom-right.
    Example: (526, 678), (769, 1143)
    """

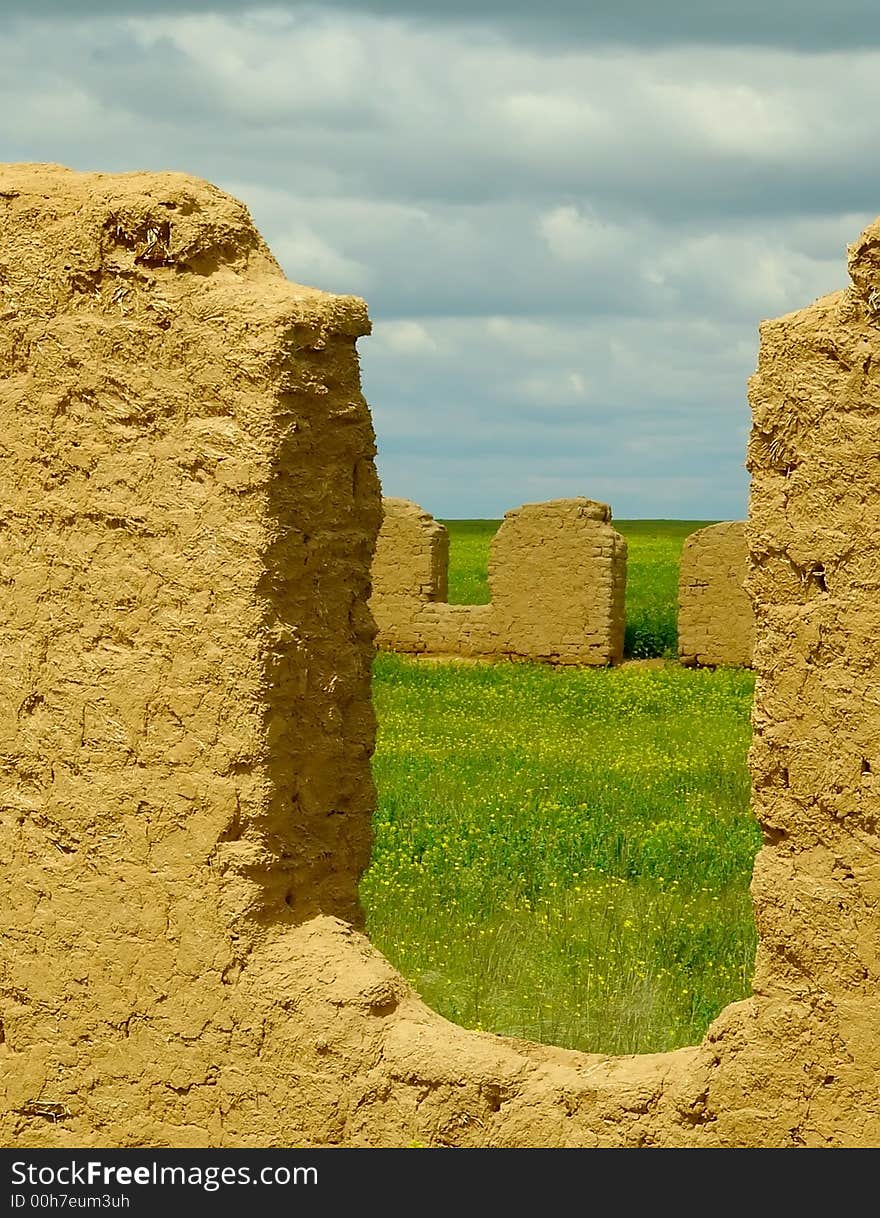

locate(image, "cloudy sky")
(4, 2), (878, 518)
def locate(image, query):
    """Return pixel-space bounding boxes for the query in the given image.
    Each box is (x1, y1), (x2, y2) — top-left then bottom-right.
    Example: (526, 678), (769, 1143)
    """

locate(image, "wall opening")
(620, 519), (719, 659)
(363, 641), (759, 1056)
(438, 518), (497, 605)
(366, 502), (759, 1053)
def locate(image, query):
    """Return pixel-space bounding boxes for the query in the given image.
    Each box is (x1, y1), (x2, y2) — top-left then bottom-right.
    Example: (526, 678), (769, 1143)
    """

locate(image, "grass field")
(440, 518), (717, 658)
(362, 519), (759, 1055)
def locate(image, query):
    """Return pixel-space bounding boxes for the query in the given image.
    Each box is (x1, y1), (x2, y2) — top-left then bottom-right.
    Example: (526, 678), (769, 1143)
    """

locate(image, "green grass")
(439, 517), (717, 658)
(438, 519), (498, 606)
(363, 653), (759, 1056)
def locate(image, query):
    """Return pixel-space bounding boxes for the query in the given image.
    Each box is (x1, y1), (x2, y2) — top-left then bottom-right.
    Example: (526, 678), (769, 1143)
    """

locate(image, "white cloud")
(641, 231), (846, 316)
(538, 205), (626, 263)
(503, 370), (591, 408)
(128, 12), (373, 121)
(373, 320), (439, 354)
(270, 227), (370, 293)
(500, 91), (607, 145)
(643, 79), (805, 157)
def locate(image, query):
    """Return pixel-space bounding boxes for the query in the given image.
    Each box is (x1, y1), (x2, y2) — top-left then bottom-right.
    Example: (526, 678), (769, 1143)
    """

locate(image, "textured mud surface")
(371, 497), (626, 665)
(2, 166), (880, 1147)
(678, 521), (754, 667)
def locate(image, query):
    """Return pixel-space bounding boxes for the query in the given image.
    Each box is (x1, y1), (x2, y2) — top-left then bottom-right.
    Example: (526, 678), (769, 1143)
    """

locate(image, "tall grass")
(363, 654), (759, 1055)
(439, 517), (716, 658)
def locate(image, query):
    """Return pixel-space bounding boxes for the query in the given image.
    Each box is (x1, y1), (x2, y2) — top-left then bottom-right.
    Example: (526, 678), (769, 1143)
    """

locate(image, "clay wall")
(678, 521), (754, 667)
(368, 497), (449, 651)
(3, 167), (880, 1148)
(371, 497), (627, 665)
(0, 164), (380, 1143)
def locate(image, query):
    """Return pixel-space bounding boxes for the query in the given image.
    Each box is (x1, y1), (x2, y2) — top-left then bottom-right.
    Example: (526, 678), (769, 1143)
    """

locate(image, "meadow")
(361, 520), (760, 1056)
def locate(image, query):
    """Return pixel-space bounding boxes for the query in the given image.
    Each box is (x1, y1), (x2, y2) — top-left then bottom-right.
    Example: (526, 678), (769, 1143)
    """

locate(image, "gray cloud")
(9, 0), (880, 52)
(304, 0), (880, 52)
(13, 14), (878, 228)
(363, 312), (755, 517)
(0, 6), (875, 517)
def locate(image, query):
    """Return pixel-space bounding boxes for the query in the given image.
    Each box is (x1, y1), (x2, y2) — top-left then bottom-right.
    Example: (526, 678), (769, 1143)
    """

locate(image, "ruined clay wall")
(678, 521), (754, 667)
(369, 497), (448, 651)
(729, 228), (880, 1145)
(5, 171), (880, 1148)
(370, 496), (627, 665)
(491, 499), (627, 665)
(0, 164), (381, 1143)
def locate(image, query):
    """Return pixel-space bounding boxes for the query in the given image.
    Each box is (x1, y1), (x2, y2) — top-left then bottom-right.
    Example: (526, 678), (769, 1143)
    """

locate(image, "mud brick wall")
(367, 496), (449, 651)
(0, 164), (381, 1144)
(4, 168), (880, 1148)
(491, 499), (627, 665)
(733, 226), (880, 1145)
(371, 497), (627, 665)
(678, 521), (754, 667)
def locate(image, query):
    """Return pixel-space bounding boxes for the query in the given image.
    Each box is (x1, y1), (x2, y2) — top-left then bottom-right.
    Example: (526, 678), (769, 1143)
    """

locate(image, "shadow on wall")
(369, 496), (627, 666)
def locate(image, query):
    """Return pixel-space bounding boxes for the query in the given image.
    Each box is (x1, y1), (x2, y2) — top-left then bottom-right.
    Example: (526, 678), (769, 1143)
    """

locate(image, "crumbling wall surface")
(678, 521), (754, 667)
(4, 169), (879, 1149)
(0, 163), (383, 1144)
(490, 498), (627, 665)
(369, 497), (448, 651)
(370, 496), (626, 665)
(717, 227), (880, 1146)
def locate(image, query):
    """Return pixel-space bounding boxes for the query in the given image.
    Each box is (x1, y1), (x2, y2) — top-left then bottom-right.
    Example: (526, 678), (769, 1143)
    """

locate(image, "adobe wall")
(371, 497), (627, 665)
(368, 497), (450, 651)
(3, 167), (880, 1148)
(0, 164), (381, 1143)
(678, 521), (754, 667)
